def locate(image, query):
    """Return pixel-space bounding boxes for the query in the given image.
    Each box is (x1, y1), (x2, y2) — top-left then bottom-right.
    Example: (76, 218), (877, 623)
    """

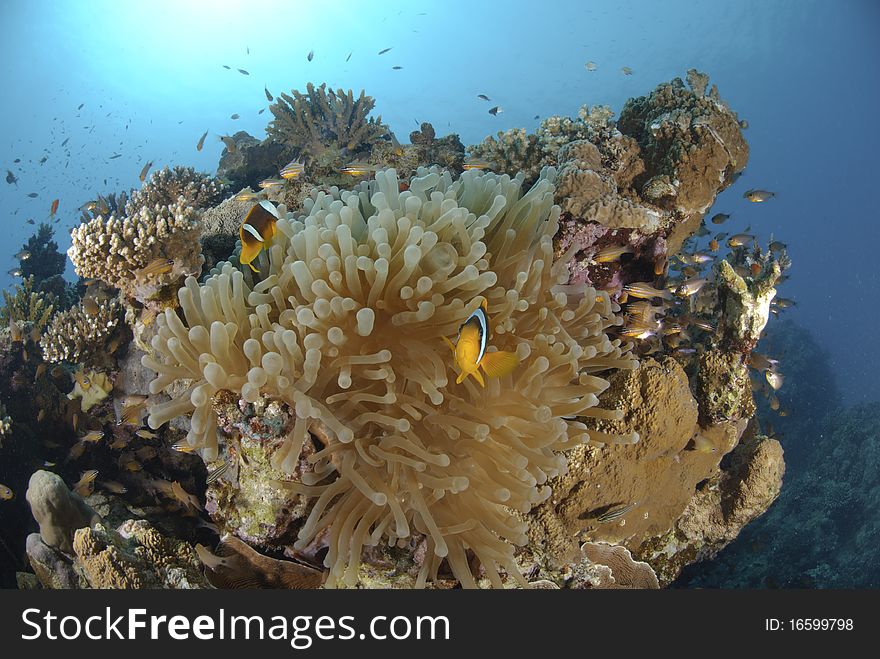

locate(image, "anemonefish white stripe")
(463, 306), (488, 364)
(241, 223), (265, 242)
(259, 199), (280, 218)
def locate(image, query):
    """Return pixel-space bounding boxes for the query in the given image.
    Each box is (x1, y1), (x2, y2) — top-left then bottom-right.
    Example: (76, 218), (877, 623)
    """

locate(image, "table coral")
(144, 166), (637, 588)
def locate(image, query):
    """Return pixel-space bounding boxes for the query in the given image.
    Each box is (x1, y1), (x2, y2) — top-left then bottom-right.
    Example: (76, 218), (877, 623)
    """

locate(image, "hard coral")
(40, 296), (123, 366)
(68, 198), (204, 302)
(616, 70), (748, 212)
(125, 165), (226, 215)
(0, 276), (54, 331)
(267, 83), (388, 161)
(145, 167), (636, 588)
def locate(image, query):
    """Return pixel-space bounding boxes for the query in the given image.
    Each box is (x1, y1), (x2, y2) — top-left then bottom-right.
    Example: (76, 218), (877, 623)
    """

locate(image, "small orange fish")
(73, 469), (98, 497)
(623, 282), (672, 301)
(442, 300), (519, 387)
(49, 198), (59, 216)
(593, 244), (634, 264)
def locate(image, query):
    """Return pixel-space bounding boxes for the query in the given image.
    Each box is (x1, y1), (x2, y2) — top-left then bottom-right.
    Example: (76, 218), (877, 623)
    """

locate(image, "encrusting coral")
(67, 198), (204, 302)
(144, 166), (637, 588)
(267, 83), (388, 161)
(40, 296), (123, 366)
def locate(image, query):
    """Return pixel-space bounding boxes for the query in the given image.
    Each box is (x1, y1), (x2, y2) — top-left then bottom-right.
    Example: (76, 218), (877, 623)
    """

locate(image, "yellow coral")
(145, 167), (636, 588)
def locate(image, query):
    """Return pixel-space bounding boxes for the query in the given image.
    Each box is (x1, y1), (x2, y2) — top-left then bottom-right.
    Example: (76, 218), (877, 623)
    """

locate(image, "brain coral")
(144, 167), (636, 588)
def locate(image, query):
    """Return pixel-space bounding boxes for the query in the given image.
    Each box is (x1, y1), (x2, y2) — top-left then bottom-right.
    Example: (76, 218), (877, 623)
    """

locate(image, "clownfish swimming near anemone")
(443, 300), (519, 387)
(239, 200), (280, 272)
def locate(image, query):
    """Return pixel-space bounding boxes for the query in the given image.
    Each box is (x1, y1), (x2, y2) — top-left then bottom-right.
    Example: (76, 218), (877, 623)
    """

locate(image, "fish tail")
(480, 350), (519, 379)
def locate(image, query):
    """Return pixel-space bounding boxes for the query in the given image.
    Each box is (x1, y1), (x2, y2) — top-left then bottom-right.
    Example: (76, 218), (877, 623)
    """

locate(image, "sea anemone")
(145, 167), (636, 587)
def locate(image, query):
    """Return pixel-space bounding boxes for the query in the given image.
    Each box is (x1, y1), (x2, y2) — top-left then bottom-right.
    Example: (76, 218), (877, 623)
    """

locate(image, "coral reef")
(125, 166), (226, 215)
(2, 71), (791, 592)
(68, 199), (204, 302)
(144, 167), (636, 588)
(39, 296), (123, 367)
(267, 83), (388, 162)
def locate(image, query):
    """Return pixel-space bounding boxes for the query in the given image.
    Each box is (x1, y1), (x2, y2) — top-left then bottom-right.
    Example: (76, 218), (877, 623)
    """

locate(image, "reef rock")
(26, 470), (100, 554)
(217, 131), (290, 191)
(25, 533), (86, 589)
(636, 428), (784, 584)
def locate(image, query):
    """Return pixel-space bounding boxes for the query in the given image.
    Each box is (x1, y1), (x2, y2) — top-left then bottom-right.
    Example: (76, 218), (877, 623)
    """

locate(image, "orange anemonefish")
(443, 300), (519, 387)
(239, 200), (279, 272)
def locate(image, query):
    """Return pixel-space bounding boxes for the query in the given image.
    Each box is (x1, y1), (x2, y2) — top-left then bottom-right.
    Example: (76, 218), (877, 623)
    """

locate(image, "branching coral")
(144, 167), (636, 588)
(267, 83), (388, 159)
(0, 276), (54, 331)
(126, 166), (226, 216)
(67, 199), (204, 302)
(40, 296), (122, 365)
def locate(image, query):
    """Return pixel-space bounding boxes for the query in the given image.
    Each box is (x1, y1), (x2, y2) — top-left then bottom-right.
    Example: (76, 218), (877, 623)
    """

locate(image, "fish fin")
(472, 369), (486, 388)
(480, 298), (488, 313)
(441, 335), (456, 355)
(480, 350), (519, 379)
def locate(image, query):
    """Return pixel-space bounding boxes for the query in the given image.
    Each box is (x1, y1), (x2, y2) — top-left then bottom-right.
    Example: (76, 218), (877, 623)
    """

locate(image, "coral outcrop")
(71, 520), (208, 589)
(216, 132), (290, 192)
(68, 199), (204, 302)
(144, 167), (636, 588)
(39, 296), (123, 366)
(25, 470), (100, 554)
(125, 166), (226, 215)
(638, 428), (784, 584)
